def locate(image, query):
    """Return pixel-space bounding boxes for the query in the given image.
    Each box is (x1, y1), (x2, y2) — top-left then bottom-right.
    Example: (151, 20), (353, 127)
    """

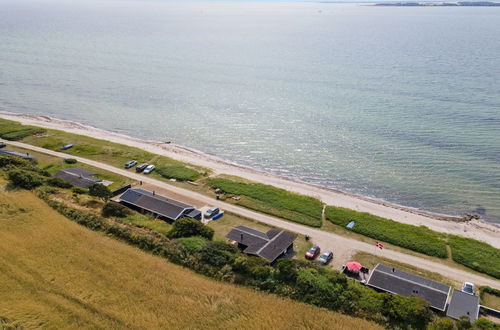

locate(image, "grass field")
(325, 206), (448, 258)
(0, 118), (205, 182)
(0, 184), (381, 329)
(206, 177), (323, 227)
(448, 235), (500, 279)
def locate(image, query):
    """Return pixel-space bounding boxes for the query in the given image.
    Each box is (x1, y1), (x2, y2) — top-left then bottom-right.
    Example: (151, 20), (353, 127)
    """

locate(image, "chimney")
(240, 233), (243, 241)
(153, 191), (155, 195)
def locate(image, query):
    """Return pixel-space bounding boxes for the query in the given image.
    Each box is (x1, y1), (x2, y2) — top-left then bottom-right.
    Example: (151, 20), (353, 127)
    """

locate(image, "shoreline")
(1, 111), (499, 248)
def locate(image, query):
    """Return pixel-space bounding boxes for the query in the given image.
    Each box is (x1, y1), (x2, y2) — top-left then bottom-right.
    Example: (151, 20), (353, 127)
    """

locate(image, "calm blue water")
(1, 0), (500, 222)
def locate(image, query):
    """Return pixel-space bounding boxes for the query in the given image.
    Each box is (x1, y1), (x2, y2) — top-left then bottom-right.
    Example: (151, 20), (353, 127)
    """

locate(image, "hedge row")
(325, 206), (448, 258)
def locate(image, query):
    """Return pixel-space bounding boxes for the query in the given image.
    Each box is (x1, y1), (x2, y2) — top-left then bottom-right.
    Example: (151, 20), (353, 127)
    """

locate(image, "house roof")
(0, 149), (35, 160)
(366, 264), (451, 311)
(446, 289), (480, 322)
(226, 226), (296, 263)
(119, 188), (195, 221)
(54, 168), (101, 188)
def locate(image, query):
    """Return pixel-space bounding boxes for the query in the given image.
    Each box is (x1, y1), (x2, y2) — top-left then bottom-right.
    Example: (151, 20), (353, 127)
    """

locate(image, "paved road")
(4, 139), (500, 289)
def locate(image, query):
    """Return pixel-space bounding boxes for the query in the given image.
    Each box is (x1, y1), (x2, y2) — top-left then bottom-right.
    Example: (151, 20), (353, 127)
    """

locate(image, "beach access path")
(4, 139), (500, 290)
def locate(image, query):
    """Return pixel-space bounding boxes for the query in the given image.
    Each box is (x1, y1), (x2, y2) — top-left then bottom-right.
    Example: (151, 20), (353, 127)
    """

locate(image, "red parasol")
(346, 261), (363, 272)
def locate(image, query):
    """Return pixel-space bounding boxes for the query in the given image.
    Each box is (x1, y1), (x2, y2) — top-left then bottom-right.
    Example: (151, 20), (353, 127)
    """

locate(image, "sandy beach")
(2, 111), (499, 248)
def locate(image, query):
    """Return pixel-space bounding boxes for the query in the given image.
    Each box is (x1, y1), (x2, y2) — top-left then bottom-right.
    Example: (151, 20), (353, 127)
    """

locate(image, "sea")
(1, 0), (499, 223)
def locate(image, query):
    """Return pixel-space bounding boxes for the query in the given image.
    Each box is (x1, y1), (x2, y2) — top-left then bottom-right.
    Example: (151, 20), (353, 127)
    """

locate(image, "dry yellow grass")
(0, 185), (381, 330)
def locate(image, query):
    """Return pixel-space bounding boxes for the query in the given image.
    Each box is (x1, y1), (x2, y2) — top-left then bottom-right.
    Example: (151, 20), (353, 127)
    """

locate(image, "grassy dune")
(0, 186), (380, 329)
(206, 177), (324, 227)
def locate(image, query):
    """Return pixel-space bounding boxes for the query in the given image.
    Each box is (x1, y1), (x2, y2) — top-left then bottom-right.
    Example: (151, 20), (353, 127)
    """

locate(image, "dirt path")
(4, 139), (500, 289)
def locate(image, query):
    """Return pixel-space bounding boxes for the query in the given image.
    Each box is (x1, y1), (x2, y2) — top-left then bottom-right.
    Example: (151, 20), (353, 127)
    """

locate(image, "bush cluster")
(206, 178), (323, 227)
(102, 201), (132, 218)
(89, 183), (111, 201)
(325, 206), (448, 258)
(168, 217), (214, 240)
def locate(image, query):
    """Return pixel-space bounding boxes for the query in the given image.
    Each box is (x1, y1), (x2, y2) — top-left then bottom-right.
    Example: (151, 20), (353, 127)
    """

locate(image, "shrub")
(47, 177), (73, 188)
(102, 201), (132, 218)
(473, 318), (500, 330)
(206, 178), (323, 227)
(176, 236), (208, 253)
(448, 236), (500, 279)
(168, 218), (214, 240)
(0, 155), (34, 168)
(199, 241), (237, 268)
(89, 184), (111, 201)
(7, 169), (46, 189)
(325, 206), (448, 258)
(64, 158), (77, 164)
(72, 187), (88, 194)
(156, 165), (201, 181)
(381, 294), (433, 330)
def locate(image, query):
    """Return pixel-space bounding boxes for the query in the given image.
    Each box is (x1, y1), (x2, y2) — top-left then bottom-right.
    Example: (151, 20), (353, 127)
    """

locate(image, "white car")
(143, 164), (155, 174)
(462, 282), (475, 295)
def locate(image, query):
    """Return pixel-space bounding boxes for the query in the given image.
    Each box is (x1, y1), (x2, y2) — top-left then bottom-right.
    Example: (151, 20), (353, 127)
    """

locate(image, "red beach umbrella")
(346, 261), (362, 273)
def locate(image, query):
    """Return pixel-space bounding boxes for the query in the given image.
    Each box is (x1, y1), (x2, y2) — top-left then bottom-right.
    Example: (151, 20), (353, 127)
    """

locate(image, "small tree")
(168, 218), (214, 240)
(7, 169), (46, 189)
(102, 201), (131, 218)
(89, 183), (111, 201)
(381, 294), (433, 330)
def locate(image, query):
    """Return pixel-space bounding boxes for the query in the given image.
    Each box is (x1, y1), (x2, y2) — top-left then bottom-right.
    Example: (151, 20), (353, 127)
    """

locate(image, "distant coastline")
(375, 1), (500, 6)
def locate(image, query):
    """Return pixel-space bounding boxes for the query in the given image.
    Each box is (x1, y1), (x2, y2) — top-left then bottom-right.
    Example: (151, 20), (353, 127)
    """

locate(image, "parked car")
(124, 160), (137, 169)
(318, 250), (333, 265)
(60, 144), (73, 150)
(462, 282), (475, 295)
(305, 245), (321, 260)
(136, 163), (149, 173)
(143, 164), (155, 174)
(0, 142), (6, 148)
(204, 207), (220, 218)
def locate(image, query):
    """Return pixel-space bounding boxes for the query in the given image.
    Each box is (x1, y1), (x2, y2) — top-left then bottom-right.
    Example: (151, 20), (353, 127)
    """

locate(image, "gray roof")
(0, 149), (35, 160)
(367, 264), (451, 311)
(62, 167), (95, 177)
(119, 188), (196, 221)
(446, 289), (480, 322)
(226, 226), (296, 263)
(54, 168), (101, 188)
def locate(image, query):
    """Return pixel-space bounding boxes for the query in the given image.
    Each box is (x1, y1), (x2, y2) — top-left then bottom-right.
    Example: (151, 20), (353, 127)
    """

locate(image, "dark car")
(124, 160), (138, 169)
(305, 245), (321, 260)
(318, 251), (333, 265)
(60, 144), (73, 150)
(0, 142), (6, 148)
(136, 163), (149, 173)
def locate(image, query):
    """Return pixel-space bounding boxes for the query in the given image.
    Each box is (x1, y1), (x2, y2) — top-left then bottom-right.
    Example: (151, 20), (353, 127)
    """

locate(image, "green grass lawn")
(120, 213), (172, 236)
(0, 118), (206, 182)
(206, 177), (323, 227)
(448, 235), (500, 279)
(325, 206), (448, 258)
